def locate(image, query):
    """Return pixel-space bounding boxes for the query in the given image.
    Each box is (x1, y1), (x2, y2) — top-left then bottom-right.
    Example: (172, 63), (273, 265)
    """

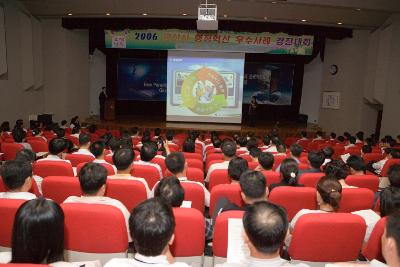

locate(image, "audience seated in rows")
(255, 152), (274, 171)
(270, 158), (303, 191)
(275, 144), (302, 172)
(299, 151), (324, 175)
(12, 127), (32, 150)
(37, 138), (71, 165)
(90, 140), (117, 173)
(136, 142), (164, 177)
(73, 133), (94, 158)
(206, 140), (237, 181)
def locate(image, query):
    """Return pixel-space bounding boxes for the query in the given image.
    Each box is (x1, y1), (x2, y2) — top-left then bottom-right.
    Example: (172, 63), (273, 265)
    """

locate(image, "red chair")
(171, 208), (205, 265)
(289, 213), (366, 262)
(346, 175), (379, 192)
(285, 137), (299, 147)
(206, 154), (223, 169)
(239, 154), (252, 162)
(0, 177), (41, 197)
(210, 183), (243, 217)
(131, 164), (161, 189)
(1, 143), (24, 160)
(151, 157), (167, 175)
(362, 217), (387, 262)
(104, 154), (114, 165)
(333, 145), (345, 159)
(213, 210), (245, 258)
(298, 173), (324, 187)
(186, 158), (203, 170)
(297, 140), (311, 151)
(65, 154), (94, 167)
(76, 162), (115, 176)
(206, 160), (225, 173)
(363, 153), (384, 165)
(105, 179), (147, 211)
(0, 199), (27, 248)
(381, 159), (400, 177)
(182, 152), (203, 161)
(298, 163), (310, 170)
(186, 168), (204, 184)
(61, 203), (128, 264)
(339, 188), (375, 212)
(344, 147), (361, 156)
(248, 161), (258, 169)
(261, 171), (281, 186)
(268, 187), (316, 220)
(209, 169), (230, 191)
(33, 161), (74, 178)
(65, 135), (79, 146)
(272, 155), (287, 171)
(27, 140), (48, 153)
(41, 176), (81, 204)
(180, 182), (205, 213)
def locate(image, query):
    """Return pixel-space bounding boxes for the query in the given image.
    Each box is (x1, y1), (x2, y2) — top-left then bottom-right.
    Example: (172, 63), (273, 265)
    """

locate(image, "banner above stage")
(104, 29), (314, 55)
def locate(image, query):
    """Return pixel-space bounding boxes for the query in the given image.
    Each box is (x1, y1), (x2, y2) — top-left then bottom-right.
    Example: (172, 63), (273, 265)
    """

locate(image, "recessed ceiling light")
(67, 13), (73, 16)
(106, 13), (111, 16)
(142, 13), (148, 16)
(271, 1), (277, 3)
(223, 14), (228, 18)
(355, 8), (361, 11)
(337, 22), (343, 25)
(182, 13), (188, 16)
(301, 19), (307, 22)
(263, 16), (268, 20)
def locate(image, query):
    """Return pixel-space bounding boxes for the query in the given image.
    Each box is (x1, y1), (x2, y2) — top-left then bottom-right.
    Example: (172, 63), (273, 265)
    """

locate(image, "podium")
(104, 98), (115, 121)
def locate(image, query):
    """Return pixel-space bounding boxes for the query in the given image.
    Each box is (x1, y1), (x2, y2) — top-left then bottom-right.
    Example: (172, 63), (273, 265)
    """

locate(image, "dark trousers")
(249, 113), (256, 127)
(100, 104), (105, 120)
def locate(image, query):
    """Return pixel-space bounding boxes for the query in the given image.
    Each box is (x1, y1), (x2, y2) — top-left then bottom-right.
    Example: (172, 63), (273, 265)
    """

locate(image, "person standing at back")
(99, 86), (107, 120)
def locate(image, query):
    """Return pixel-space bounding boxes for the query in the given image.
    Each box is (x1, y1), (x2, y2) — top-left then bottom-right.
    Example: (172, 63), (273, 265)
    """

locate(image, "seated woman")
(324, 159), (356, 188)
(0, 198), (100, 267)
(269, 158), (303, 191)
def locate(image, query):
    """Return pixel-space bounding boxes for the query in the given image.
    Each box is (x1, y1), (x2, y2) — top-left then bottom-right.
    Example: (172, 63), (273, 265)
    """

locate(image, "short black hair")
(290, 144), (303, 158)
(48, 138), (67, 155)
(61, 120), (67, 126)
(1, 160), (32, 190)
(330, 132), (337, 139)
(349, 136), (356, 144)
(154, 177), (184, 207)
(280, 158), (299, 185)
(322, 146), (334, 159)
(78, 133), (91, 146)
(221, 140), (237, 157)
(112, 148), (134, 170)
(165, 131), (174, 141)
(263, 135), (271, 146)
(356, 131), (364, 141)
(258, 152), (274, 170)
(301, 131), (307, 138)
(140, 142), (157, 162)
(154, 128), (161, 136)
(388, 165), (400, 188)
(109, 138), (121, 152)
(212, 138), (222, 148)
(54, 128), (66, 138)
(89, 141), (105, 158)
(15, 149), (36, 163)
(228, 157), (248, 181)
(182, 139), (195, 153)
(240, 170), (266, 199)
(129, 198), (175, 256)
(71, 127), (80, 135)
(237, 137), (248, 147)
(316, 131), (323, 137)
(362, 145), (372, 154)
(346, 155), (366, 172)
(337, 136), (345, 142)
(324, 160), (349, 180)
(88, 124), (97, 134)
(243, 201), (288, 254)
(78, 163), (107, 195)
(12, 128), (26, 143)
(308, 151), (325, 169)
(165, 152), (185, 175)
(249, 147), (262, 159)
(386, 212), (400, 258)
(391, 149), (400, 159)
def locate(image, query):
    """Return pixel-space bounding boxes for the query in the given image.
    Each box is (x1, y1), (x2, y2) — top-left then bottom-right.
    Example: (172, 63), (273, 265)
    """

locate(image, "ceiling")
(20, 0), (400, 29)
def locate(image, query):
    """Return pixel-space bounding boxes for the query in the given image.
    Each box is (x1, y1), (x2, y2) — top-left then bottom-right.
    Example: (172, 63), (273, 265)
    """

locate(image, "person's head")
(300, 131), (307, 138)
(382, 212), (400, 265)
(54, 128), (65, 138)
(70, 116), (78, 125)
(15, 119), (23, 129)
(280, 158), (299, 185)
(140, 142), (157, 162)
(212, 138), (222, 148)
(322, 146), (334, 160)
(87, 124), (97, 134)
(391, 149), (400, 159)
(263, 135), (271, 146)
(271, 136), (280, 146)
(276, 143), (286, 154)
(113, 148), (134, 171)
(388, 165), (400, 188)
(221, 140), (237, 159)
(109, 138), (121, 152)
(348, 136), (356, 145)
(165, 131), (174, 141)
(182, 139), (195, 153)
(78, 133), (91, 148)
(61, 120), (67, 126)
(165, 152), (186, 176)
(316, 131), (323, 138)
(330, 132), (336, 139)
(242, 201), (288, 256)
(290, 144), (303, 158)
(237, 137), (248, 147)
(228, 157), (248, 182)
(240, 170), (267, 204)
(12, 128), (26, 143)
(362, 145), (372, 154)
(1, 160), (32, 192)
(308, 151), (325, 169)
(324, 160), (349, 181)
(154, 128), (161, 137)
(71, 126), (80, 135)
(15, 149), (36, 163)
(11, 199), (64, 264)
(129, 198), (175, 256)
(346, 155), (366, 174)
(78, 163), (107, 196)
(102, 86), (106, 92)
(337, 136), (345, 143)
(89, 141), (105, 159)
(154, 177), (184, 207)
(258, 152), (274, 171)
(0, 121), (10, 132)
(316, 176), (342, 211)
(48, 138), (67, 156)
(249, 147), (261, 160)
(356, 131), (364, 141)
(344, 132), (351, 139)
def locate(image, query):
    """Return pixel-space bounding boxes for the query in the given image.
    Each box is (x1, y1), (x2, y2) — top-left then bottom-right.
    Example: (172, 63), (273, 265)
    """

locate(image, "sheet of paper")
(227, 218), (250, 264)
(181, 200), (192, 208)
(341, 153), (350, 163)
(36, 152), (48, 157)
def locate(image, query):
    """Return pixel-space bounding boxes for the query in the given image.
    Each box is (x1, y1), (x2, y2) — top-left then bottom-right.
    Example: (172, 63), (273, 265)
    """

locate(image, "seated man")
(11, 127), (32, 150)
(347, 155), (366, 175)
(182, 139), (195, 153)
(206, 139), (237, 182)
(299, 151), (325, 175)
(136, 142), (163, 178)
(161, 152), (210, 207)
(216, 201), (308, 267)
(259, 135), (271, 150)
(0, 160), (36, 200)
(154, 176), (185, 208)
(322, 146), (334, 166)
(371, 148), (400, 175)
(313, 131), (324, 141)
(104, 198), (190, 267)
(298, 131), (308, 141)
(255, 152), (274, 172)
(265, 136), (280, 153)
(275, 144), (303, 172)
(37, 138), (71, 165)
(344, 136), (357, 150)
(89, 140), (117, 173)
(249, 147), (261, 163)
(228, 157), (249, 184)
(73, 133), (94, 158)
(108, 148), (150, 196)
(15, 149), (43, 193)
(64, 163), (131, 241)
(237, 137), (249, 152)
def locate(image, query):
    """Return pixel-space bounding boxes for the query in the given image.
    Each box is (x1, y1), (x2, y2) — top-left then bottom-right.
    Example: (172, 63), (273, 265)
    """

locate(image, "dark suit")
(99, 91), (107, 120)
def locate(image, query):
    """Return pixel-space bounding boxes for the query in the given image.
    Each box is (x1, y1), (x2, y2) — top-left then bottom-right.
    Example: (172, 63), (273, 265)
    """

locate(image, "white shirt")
(265, 146), (278, 153)
(20, 142), (33, 150)
(205, 160), (230, 182)
(73, 149), (95, 158)
(237, 147), (248, 152)
(93, 159), (118, 173)
(322, 158), (331, 166)
(216, 256), (309, 267)
(372, 158), (388, 175)
(108, 174), (151, 197)
(136, 160), (163, 178)
(0, 191), (36, 200)
(312, 137), (323, 141)
(105, 253), (190, 267)
(37, 154), (72, 165)
(63, 196), (131, 242)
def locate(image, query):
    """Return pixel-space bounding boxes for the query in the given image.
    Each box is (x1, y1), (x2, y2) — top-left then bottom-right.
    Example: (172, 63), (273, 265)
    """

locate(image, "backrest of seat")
(105, 179), (147, 211)
(344, 147), (361, 156)
(42, 176), (81, 204)
(183, 152), (202, 161)
(362, 217), (386, 262)
(186, 158), (203, 170)
(381, 159), (400, 177)
(346, 175), (379, 192)
(298, 173), (324, 187)
(205, 154), (223, 168)
(33, 161), (74, 178)
(151, 157), (166, 173)
(339, 188), (375, 212)
(171, 208), (205, 257)
(269, 187), (316, 221)
(27, 140), (48, 153)
(61, 203), (128, 253)
(272, 155), (288, 170)
(2, 143), (24, 161)
(65, 135), (79, 146)
(131, 164), (160, 189)
(65, 154), (94, 167)
(76, 162), (115, 176)
(186, 168), (204, 184)
(180, 182), (205, 213)
(289, 213), (366, 262)
(0, 199), (27, 247)
(261, 171), (281, 186)
(213, 210), (245, 258)
(209, 169), (230, 191)
(210, 183), (243, 217)
(363, 153), (384, 165)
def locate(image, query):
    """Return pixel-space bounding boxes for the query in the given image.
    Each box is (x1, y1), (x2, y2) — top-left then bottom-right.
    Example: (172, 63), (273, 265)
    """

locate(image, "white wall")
(89, 49), (106, 116)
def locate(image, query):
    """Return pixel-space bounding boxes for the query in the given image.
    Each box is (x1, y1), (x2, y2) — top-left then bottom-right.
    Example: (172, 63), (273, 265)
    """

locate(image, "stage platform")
(85, 116), (319, 138)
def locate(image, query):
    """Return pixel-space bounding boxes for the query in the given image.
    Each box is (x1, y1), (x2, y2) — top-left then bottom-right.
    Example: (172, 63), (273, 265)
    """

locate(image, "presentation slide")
(167, 51), (245, 124)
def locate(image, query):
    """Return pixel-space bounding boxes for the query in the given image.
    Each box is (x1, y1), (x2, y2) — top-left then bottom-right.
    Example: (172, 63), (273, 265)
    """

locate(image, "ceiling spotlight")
(223, 14), (228, 18)
(301, 19), (307, 22)
(263, 16), (268, 20)
(337, 22), (343, 25)
(182, 13), (188, 16)
(106, 13), (111, 16)
(142, 13), (148, 16)
(67, 13), (73, 16)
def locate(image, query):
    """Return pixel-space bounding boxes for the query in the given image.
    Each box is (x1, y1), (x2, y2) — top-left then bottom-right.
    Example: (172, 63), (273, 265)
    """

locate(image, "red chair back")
(381, 159), (400, 177)
(363, 153), (384, 165)
(298, 172), (324, 187)
(33, 161), (74, 178)
(65, 135), (79, 146)
(272, 155), (287, 171)
(261, 171), (281, 186)
(186, 158), (203, 170)
(1, 143), (24, 160)
(27, 140), (48, 153)
(362, 217), (387, 262)
(210, 183), (243, 217)
(346, 175), (379, 192)
(344, 147), (361, 156)
(209, 169), (230, 191)
(289, 213), (366, 262)
(297, 140), (311, 151)
(131, 164), (161, 189)
(183, 152), (202, 161)
(186, 168), (204, 184)
(151, 157), (166, 174)
(76, 162), (115, 176)
(181, 182), (205, 213)
(206, 154), (223, 169)
(339, 188), (375, 212)
(0, 199), (27, 247)
(269, 186), (316, 220)
(105, 179), (147, 211)
(104, 154), (114, 165)
(42, 176), (81, 204)
(170, 208), (205, 257)
(65, 154), (94, 167)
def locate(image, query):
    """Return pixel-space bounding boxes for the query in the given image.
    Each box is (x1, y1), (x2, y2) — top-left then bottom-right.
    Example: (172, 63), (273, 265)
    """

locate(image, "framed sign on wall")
(322, 91), (340, 109)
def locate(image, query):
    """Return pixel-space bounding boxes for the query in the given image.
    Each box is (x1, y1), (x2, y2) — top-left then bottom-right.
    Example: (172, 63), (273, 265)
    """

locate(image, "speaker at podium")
(104, 98), (115, 121)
